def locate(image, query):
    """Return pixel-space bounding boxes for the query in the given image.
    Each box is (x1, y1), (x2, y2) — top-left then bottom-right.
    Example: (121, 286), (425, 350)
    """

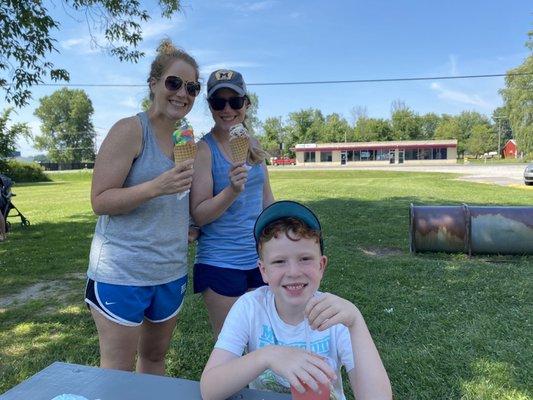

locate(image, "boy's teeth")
(285, 284), (305, 290)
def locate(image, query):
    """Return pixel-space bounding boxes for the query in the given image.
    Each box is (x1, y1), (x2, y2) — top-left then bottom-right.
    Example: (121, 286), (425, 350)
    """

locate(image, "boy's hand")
(305, 293), (359, 331)
(262, 346), (336, 394)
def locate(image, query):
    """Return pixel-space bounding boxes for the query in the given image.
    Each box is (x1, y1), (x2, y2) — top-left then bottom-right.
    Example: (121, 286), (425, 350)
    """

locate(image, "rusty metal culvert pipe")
(409, 204), (533, 255)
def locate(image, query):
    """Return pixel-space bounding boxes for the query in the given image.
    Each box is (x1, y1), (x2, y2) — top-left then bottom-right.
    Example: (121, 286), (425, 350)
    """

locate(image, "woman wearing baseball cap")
(190, 69), (275, 336)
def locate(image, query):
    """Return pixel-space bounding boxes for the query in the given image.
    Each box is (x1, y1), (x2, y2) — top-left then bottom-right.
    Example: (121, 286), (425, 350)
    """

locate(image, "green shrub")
(0, 159), (50, 183)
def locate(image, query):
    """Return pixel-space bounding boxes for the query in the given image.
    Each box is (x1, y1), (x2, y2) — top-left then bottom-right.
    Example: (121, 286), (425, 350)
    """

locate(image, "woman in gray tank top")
(84, 39), (201, 375)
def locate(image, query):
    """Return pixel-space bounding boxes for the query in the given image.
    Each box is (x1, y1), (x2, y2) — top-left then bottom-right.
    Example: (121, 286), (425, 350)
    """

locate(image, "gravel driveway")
(271, 163), (530, 187)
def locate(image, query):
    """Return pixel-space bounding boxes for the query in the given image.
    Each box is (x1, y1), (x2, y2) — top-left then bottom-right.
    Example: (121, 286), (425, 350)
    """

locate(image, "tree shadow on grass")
(301, 197), (531, 399)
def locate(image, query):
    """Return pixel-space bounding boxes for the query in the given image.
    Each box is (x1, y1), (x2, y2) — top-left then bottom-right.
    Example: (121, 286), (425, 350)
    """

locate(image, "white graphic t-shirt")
(215, 286), (355, 400)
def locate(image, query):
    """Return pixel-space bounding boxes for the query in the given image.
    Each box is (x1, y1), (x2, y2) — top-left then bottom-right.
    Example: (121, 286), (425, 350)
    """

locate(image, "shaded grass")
(0, 170), (532, 399)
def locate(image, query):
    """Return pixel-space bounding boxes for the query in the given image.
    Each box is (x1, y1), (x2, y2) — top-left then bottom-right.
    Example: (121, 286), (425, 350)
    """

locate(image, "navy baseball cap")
(207, 69), (247, 98)
(254, 200), (323, 253)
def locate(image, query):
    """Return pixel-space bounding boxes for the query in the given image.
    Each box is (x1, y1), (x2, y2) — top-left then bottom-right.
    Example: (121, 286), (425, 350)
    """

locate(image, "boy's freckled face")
(259, 232), (327, 309)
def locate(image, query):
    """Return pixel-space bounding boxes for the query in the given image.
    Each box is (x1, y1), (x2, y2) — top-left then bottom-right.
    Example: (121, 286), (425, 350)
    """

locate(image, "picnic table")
(0, 362), (291, 400)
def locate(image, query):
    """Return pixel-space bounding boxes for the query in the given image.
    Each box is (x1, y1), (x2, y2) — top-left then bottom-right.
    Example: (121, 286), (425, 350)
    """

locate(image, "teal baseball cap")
(254, 200), (324, 253)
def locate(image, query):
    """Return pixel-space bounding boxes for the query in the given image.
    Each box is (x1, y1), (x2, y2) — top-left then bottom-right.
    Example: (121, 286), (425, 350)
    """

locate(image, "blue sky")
(2, 0), (531, 156)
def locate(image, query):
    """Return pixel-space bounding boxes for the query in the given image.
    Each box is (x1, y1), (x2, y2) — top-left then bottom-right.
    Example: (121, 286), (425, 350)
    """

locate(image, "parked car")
(524, 164), (533, 186)
(272, 156), (296, 166)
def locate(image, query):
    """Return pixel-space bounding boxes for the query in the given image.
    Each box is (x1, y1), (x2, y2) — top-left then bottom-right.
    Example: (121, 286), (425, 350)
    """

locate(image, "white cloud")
(119, 97), (140, 109)
(430, 82), (493, 109)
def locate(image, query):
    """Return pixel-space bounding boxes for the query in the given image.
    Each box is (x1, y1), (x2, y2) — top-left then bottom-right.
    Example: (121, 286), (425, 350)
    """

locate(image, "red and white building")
(501, 139), (518, 159)
(294, 139), (458, 166)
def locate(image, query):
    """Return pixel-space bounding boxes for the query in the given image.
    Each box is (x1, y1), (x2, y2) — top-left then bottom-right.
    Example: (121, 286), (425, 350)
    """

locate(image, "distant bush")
(0, 159), (50, 183)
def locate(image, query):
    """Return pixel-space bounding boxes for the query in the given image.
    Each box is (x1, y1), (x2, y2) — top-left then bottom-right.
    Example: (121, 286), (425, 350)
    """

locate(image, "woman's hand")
(153, 159), (194, 196)
(229, 164), (248, 194)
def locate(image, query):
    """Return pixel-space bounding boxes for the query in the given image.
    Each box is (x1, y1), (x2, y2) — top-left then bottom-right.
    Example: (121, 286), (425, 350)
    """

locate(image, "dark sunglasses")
(164, 76), (201, 97)
(208, 96), (246, 111)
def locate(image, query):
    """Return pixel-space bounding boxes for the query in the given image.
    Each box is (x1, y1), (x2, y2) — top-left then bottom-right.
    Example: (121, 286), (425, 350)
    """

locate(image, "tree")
(465, 124), (497, 157)
(246, 92), (261, 134)
(352, 118), (392, 142)
(34, 88), (96, 163)
(391, 108), (421, 140)
(434, 117), (463, 154)
(286, 109), (324, 151)
(0, 108), (30, 163)
(492, 106), (513, 152)
(500, 31), (533, 157)
(260, 117), (285, 157)
(1, 0), (182, 106)
(322, 113), (351, 143)
(350, 106), (367, 127)
(419, 113), (442, 140)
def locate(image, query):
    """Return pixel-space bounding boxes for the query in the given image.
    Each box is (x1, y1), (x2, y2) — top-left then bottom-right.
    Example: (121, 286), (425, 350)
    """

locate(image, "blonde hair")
(147, 39), (199, 101)
(243, 98), (269, 165)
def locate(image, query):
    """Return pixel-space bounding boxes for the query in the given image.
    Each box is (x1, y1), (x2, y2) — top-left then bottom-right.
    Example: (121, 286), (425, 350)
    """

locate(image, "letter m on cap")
(215, 70), (234, 80)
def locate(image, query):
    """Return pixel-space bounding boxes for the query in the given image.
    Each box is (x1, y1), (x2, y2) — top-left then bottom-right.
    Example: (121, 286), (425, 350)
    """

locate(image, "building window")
(405, 149), (417, 160)
(304, 151), (316, 162)
(376, 149), (390, 160)
(433, 148), (447, 159)
(360, 150), (375, 161)
(320, 151), (332, 162)
(418, 149), (432, 160)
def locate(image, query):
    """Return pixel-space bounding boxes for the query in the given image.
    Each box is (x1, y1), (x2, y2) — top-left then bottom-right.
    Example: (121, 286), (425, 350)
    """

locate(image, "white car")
(524, 164), (533, 186)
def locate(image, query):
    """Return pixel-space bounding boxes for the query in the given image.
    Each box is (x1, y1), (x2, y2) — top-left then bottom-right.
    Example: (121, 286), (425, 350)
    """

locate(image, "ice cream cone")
(174, 140), (197, 164)
(172, 124), (196, 165)
(229, 123), (249, 164)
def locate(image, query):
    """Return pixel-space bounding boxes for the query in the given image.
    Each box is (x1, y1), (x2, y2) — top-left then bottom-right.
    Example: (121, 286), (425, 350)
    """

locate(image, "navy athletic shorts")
(193, 263), (265, 297)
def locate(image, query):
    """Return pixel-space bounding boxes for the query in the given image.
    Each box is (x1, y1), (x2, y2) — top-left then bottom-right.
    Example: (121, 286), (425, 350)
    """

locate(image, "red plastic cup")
(290, 381), (330, 400)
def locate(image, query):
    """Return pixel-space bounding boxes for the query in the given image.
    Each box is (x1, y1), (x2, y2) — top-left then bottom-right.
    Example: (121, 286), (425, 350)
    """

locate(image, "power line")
(32, 72), (533, 88)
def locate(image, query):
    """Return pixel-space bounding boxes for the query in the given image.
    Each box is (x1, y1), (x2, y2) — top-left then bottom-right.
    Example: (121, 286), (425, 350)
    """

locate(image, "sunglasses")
(208, 96), (246, 111)
(164, 76), (201, 97)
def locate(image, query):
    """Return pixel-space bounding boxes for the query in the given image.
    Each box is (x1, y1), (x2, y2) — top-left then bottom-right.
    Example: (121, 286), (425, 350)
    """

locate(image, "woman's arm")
(190, 141), (247, 226)
(262, 162), (275, 208)
(91, 117), (193, 216)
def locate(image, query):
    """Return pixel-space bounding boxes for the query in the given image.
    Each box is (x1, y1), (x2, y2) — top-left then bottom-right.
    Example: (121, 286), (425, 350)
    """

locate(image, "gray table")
(0, 362), (290, 400)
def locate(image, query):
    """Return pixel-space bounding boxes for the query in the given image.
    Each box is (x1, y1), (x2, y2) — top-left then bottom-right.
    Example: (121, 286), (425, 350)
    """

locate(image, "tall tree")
(246, 92), (261, 134)
(286, 109), (324, 150)
(350, 106), (368, 127)
(322, 113), (351, 143)
(34, 88), (96, 163)
(434, 117), (463, 154)
(0, 108), (30, 162)
(492, 106), (513, 151)
(500, 31), (533, 157)
(260, 117), (285, 157)
(1, 0), (182, 106)
(391, 108), (421, 140)
(465, 124), (497, 157)
(419, 113), (442, 140)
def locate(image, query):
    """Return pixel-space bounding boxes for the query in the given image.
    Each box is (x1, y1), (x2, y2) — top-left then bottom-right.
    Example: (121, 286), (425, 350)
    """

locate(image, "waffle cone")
(229, 136), (249, 164)
(174, 141), (197, 164)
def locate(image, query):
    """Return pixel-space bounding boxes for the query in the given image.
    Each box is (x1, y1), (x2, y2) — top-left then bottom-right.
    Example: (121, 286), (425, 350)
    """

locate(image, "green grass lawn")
(1, 169), (532, 399)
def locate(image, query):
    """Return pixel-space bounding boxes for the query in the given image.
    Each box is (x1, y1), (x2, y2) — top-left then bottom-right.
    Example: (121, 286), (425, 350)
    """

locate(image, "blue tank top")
(195, 132), (265, 270)
(87, 112), (189, 285)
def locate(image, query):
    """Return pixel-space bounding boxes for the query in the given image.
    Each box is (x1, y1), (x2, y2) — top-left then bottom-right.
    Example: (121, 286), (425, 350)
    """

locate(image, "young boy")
(200, 201), (392, 400)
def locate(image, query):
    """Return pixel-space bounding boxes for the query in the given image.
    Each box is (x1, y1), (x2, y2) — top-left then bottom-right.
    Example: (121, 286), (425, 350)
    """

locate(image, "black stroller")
(0, 173), (30, 232)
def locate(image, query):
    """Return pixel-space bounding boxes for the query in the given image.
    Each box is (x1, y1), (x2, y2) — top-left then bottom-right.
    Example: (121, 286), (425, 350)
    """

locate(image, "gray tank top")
(87, 112), (189, 285)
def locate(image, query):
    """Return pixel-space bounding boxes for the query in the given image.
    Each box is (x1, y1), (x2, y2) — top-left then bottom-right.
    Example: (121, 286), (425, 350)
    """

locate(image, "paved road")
(269, 163), (530, 187)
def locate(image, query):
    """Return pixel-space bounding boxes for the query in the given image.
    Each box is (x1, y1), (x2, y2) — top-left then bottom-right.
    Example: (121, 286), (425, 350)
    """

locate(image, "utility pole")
(493, 116), (502, 158)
